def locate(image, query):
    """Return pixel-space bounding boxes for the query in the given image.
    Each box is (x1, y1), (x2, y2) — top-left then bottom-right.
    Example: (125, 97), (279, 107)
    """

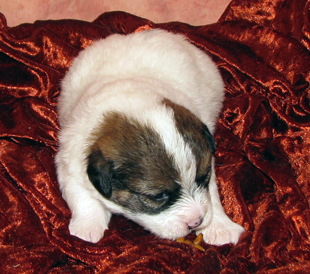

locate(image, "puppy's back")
(58, 29), (224, 131)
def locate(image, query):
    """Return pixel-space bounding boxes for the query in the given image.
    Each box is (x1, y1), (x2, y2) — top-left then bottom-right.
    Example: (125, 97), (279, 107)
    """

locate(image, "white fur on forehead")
(135, 102), (198, 192)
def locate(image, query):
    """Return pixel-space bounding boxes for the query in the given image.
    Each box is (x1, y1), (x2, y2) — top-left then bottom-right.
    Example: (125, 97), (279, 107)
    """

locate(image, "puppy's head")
(87, 100), (216, 239)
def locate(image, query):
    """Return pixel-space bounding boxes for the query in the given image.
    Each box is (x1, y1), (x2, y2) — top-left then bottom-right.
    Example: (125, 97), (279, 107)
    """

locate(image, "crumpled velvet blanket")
(1, 0), (310, 273)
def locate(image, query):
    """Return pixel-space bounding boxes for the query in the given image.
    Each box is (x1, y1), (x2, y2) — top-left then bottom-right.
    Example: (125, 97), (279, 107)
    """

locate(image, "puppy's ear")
(203, 125), (216, 154)
(87, 149), (113, 198)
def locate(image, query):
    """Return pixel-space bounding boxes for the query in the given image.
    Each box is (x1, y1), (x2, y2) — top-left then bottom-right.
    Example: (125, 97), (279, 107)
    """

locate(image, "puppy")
(55, 29), (244, 245)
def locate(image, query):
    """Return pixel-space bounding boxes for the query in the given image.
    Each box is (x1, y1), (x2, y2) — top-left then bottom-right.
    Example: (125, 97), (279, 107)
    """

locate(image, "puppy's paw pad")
(69, 218), (108, 243)
(199, 221), (244, 246)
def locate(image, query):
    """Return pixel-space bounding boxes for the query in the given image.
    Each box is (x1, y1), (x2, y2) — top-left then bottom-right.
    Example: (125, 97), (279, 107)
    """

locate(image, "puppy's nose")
(188, 217), (203, 230)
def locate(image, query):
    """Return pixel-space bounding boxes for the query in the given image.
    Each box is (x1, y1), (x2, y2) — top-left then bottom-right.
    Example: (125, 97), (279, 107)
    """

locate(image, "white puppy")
(55, 29), (244, 245)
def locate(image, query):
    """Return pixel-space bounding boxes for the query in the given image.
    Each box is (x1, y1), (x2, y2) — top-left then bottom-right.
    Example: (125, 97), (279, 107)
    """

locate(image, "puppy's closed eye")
(149, 192), (170, 203)
(136, 191), (173, 214)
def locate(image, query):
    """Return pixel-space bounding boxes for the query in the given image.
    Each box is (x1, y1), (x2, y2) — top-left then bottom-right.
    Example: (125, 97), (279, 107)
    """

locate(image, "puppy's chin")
(135, 213), (192, 240)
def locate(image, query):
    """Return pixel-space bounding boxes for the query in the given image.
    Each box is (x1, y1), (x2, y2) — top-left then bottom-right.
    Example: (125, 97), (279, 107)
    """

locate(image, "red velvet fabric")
(1, 0), (310, 272)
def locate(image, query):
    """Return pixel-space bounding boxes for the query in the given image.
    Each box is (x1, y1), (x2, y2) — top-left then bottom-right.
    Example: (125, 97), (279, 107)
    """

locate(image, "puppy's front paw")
(198, 219), (244, 246)
(69, 214), (109, 243)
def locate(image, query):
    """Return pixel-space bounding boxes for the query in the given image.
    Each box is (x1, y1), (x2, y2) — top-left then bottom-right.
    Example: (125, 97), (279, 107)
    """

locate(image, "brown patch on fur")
(88, 112), (181, 214)
(163, 99), (214, 187)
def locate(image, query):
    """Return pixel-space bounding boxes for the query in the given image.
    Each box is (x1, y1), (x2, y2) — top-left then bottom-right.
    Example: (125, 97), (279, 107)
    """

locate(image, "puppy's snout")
(188, 217), (203, 230)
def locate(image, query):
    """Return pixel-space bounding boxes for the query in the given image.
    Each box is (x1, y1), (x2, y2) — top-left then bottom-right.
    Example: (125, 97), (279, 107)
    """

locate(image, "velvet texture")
(1, 0), (310, 273)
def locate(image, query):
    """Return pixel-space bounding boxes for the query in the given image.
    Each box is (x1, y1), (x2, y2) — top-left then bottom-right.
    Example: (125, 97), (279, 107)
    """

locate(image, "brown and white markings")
(55, 29), (244, 245)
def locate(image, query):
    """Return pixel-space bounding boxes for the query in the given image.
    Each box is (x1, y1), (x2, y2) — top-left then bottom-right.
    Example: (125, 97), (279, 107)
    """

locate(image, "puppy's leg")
(197, 161), (245, 245)
(62, 180), (111, 243)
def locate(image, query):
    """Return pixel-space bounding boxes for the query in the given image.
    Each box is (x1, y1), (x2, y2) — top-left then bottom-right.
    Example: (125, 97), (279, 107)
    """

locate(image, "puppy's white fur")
(56, 29), (244, 245)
